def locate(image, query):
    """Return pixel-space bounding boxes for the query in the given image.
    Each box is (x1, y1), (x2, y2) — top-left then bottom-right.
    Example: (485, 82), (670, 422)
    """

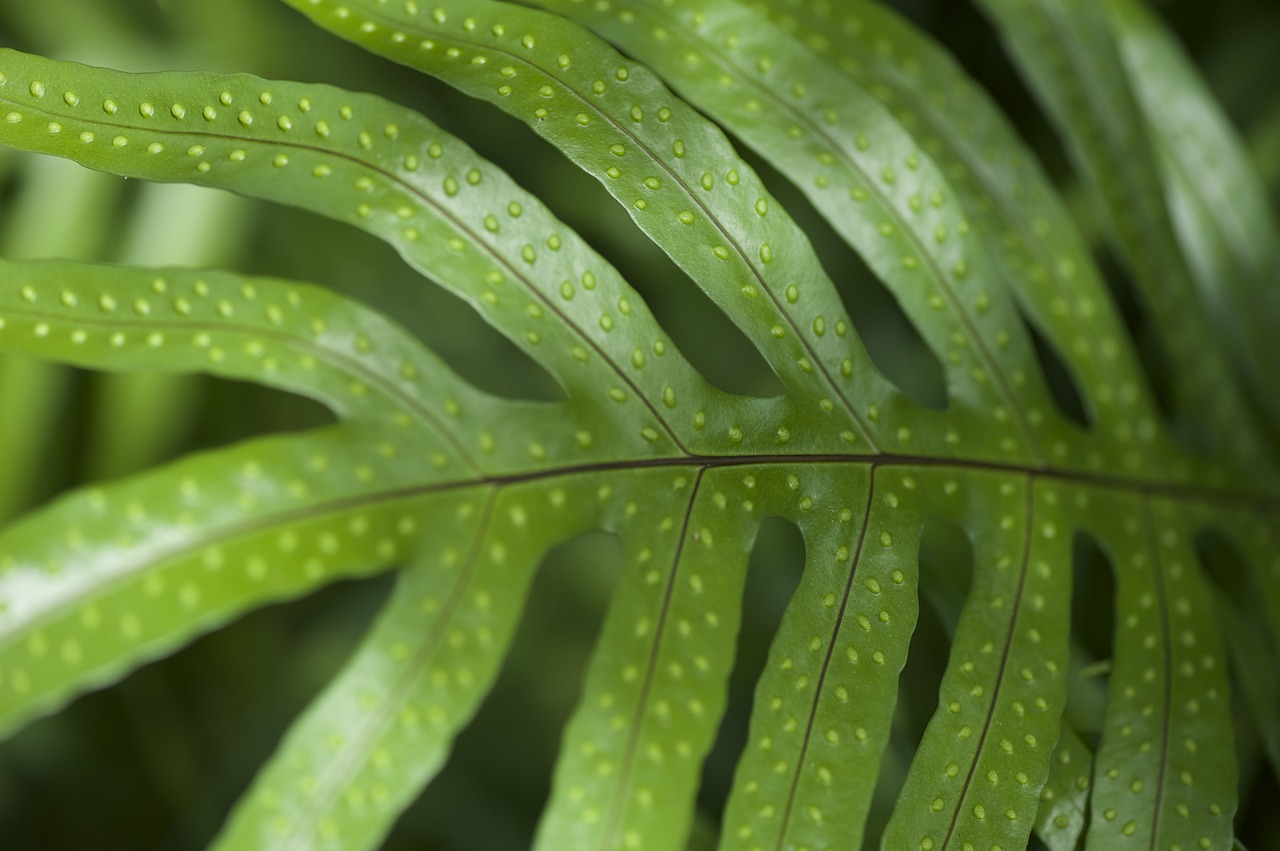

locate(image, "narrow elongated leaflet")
(718, 464), (919, 851)
(885, 474), (1071, 850)
(215, 475), (611, 851)
(1083, 493), (1237, 849)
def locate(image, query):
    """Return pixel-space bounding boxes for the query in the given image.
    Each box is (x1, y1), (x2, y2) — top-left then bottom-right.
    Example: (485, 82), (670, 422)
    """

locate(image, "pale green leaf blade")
(279, 0), (906, 457)
(885, 475), (1071, 850)
(1082, 495), (1237, 849)
(0, 48), (714, 456)
(1034, 722), (1092, 851)
(0, 258), (488, 451)
(0, 425), (443, 739)
(536, 466), (759, 851)
(1104, 0), (1280, 433)
(973, 0), (1273, 476)
(214, 476), (605, 851)
(718, 464), (921, 851)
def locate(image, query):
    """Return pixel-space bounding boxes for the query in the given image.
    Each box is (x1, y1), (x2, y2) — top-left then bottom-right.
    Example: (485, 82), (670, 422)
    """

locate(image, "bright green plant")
(0, 0), (1277, 849)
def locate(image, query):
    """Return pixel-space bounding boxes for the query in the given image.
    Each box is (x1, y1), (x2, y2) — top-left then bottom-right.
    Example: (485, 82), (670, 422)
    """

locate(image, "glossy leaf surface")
(0, 1), (1276, 848)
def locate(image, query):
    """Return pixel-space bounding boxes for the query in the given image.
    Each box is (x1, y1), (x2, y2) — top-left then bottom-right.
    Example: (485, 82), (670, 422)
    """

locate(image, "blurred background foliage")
(0, 0), (1277, 848)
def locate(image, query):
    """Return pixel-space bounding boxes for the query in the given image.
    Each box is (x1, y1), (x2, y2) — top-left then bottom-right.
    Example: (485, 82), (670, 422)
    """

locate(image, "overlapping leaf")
(975, 0), (1278, 473)
(0, 0), (1276, 849)
(1102, 0), (1280, 440)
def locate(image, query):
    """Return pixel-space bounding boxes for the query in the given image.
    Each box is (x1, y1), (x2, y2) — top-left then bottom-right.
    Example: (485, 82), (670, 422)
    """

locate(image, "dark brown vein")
(1139, 497), (1175, 849)
(774, 464), (876, 849)
(940, 475), (1034, 849)
(600, 466), (706, 850)
(5, 449), (1274, 659)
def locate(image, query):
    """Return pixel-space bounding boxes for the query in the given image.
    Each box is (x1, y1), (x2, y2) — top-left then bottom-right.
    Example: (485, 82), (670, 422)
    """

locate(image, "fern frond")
(0, 3), (1276, 849)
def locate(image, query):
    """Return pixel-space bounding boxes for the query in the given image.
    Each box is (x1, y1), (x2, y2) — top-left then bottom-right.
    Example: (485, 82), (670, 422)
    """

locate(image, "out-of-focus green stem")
(84, 183), (255, 482)
(0, 356), (65, 523)
(1250, 95), (1280, 192)
(0, 155), (122, 521)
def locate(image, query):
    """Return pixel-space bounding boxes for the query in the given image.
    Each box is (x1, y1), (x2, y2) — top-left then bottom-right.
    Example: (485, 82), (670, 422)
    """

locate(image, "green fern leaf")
(0, 2), (1276, 849)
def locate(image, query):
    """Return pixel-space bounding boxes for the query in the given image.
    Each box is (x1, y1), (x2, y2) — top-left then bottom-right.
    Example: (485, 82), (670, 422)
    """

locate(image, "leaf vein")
(602, 465), (707, 850)
(940, 475), (1034, 849)
(774, 464), (876, 849)
(276, 487), (499, 851)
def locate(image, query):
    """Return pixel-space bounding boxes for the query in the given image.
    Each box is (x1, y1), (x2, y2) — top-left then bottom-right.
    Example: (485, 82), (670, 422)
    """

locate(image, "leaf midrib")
(940, 478), (1035, 850)
(6, 448), (1264, 716)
